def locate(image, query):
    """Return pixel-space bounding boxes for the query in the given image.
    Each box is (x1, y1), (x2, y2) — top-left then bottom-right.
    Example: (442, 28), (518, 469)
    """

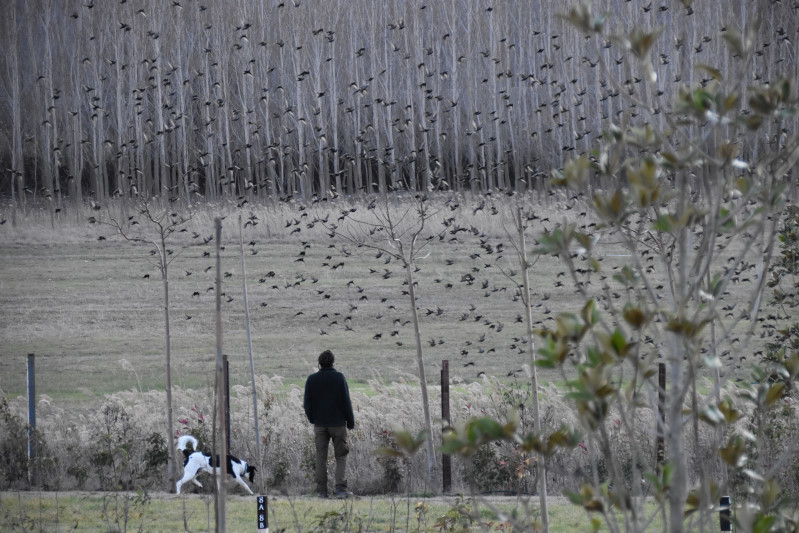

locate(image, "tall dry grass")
(5, 370), (790, 497)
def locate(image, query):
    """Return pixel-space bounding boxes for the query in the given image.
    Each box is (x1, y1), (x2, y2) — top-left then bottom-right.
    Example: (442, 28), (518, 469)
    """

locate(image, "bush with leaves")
(0, 394), (52, 490)
(439, 3), (799, 532)
(535, 4), (798, 531)
(375, 429), (405, 494)
(765, 205), (799, 393)
(90, 399), (166, 491)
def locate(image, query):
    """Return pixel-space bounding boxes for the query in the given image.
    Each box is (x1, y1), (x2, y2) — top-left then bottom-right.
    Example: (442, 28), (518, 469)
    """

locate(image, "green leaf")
(581, 299), (599, 326)
(752, 514), (776, 533)
(765, 382), (786, 408)
(699, 405), (724, 426)
(555, 155), (591, 190)
(534, 227), (569, 257)
(654, 214), (672, 232)
(627, 26), (664, 62)
(564, 489), (587, 506)
(564, 484), (604, 513)
(610, 328), (628, 356)
(761, 478), (780, 509)
(623, 305), (647, 330)
(439, 436), (467, 456)
(685, 491), (700, 515)
(546, 428), (582, 453)
(558, 4), (606, 34)
(375, 447), (406, 459)
(394, 430), (427, 456)
(593, 189), (628, 223)
(720, 436), (746, 467)
(696, 63), (723, 82)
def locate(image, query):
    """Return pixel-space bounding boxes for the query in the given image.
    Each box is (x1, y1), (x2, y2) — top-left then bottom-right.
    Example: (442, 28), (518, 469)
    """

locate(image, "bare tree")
(100, 198), (195, 492)
(324, 191), (446, 487)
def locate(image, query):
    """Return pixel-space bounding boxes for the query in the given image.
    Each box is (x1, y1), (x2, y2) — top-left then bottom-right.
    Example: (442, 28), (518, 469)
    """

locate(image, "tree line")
(0, 0), (796, 213)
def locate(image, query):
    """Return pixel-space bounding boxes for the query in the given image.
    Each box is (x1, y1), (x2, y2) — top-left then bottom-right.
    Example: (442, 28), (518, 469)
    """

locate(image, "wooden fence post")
(441, 360), (451, 494)
(224, 354), (231, 452)
(656, 362), (666, 471)
(27, 353), (36, 486)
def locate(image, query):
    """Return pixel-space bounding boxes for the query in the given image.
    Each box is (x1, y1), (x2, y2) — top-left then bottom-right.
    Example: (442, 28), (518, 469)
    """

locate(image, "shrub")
(375, 430), (404, 494)
(0, 394), (51, 490)
(462, 444), (514, 493)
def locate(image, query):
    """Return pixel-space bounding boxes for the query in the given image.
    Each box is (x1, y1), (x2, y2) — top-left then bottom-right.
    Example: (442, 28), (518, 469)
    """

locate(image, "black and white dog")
(176, 435), (257, 495)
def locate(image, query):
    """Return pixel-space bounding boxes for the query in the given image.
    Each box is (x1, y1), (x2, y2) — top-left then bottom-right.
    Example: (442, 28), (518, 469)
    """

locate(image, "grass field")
(1, 491), (662, 532)
(0, 195), (780, 528)
(0, 195), (766, 406)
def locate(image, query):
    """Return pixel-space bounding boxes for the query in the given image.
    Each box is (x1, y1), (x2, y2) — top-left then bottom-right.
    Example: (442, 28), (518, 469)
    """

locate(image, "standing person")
(303, 349), (355, 498)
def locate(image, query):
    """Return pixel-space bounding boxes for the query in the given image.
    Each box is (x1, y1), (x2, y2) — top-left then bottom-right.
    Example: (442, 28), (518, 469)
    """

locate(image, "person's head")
(318, 349), (335, 369)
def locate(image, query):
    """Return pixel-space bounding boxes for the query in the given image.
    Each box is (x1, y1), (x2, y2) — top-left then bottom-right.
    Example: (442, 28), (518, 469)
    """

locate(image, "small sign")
(720, 495), (731, 532)
(257, 495), (268, 531)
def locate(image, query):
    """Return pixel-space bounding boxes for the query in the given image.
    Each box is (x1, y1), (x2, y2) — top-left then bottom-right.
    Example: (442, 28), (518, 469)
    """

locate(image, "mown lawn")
(0, 199), (760, 409)
(1, 490), (665, 532)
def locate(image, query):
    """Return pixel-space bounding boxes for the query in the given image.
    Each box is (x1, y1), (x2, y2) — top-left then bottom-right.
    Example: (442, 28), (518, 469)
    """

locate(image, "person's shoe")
(335, 488), (352, 499)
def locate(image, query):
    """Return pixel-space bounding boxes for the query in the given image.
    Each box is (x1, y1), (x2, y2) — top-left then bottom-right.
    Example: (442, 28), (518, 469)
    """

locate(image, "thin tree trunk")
(161, 232), (176, 491)
(517, 208), (549, 531)
(214, 217), (227, 531)
(239, 216), (262, 484)
(405, 261), (436, 487)
(9, 2), (24, 223)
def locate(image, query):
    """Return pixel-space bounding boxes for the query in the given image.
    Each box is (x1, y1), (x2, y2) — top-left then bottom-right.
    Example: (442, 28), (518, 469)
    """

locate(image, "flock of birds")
(121, 192), (784, 383)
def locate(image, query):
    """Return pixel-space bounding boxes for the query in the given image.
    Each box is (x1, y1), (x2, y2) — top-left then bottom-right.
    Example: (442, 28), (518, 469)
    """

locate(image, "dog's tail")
(177, 434), (199, 452)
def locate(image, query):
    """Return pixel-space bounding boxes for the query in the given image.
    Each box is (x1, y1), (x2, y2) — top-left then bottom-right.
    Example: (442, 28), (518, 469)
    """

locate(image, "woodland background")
(0, 0), (796, 208)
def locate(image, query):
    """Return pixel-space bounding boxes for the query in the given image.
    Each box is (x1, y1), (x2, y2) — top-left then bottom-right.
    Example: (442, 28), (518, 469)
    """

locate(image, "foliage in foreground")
(436, 3), (799, 533)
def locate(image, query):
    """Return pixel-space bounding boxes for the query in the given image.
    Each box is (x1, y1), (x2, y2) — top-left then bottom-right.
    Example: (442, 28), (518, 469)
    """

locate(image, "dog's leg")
(177, 460), (202, 494)
(233, 474), (255, 495)
(176, 471), (191, 494)
(176, 474), (193, 494)
(192, 478), (203, 488)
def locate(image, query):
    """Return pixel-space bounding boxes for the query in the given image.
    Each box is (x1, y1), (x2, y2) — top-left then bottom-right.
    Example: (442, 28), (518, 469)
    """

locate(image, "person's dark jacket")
(304, 367), (355, 429)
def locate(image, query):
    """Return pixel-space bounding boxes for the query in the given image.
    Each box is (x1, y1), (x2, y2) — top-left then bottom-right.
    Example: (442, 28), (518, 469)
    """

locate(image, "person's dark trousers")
(314, 425), (349, 495)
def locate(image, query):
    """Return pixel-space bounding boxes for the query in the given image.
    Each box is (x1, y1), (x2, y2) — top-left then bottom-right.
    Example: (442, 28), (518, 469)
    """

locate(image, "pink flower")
(178, 418), (189, 425)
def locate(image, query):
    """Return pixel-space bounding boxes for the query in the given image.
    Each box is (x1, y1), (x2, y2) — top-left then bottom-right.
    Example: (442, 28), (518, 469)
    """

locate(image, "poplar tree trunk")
(517, 208), (549, 532)
(9, 3), (24, 222)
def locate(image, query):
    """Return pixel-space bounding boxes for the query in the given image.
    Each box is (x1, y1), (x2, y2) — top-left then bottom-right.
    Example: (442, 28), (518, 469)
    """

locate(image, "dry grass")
(1, 490), (650, 533)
